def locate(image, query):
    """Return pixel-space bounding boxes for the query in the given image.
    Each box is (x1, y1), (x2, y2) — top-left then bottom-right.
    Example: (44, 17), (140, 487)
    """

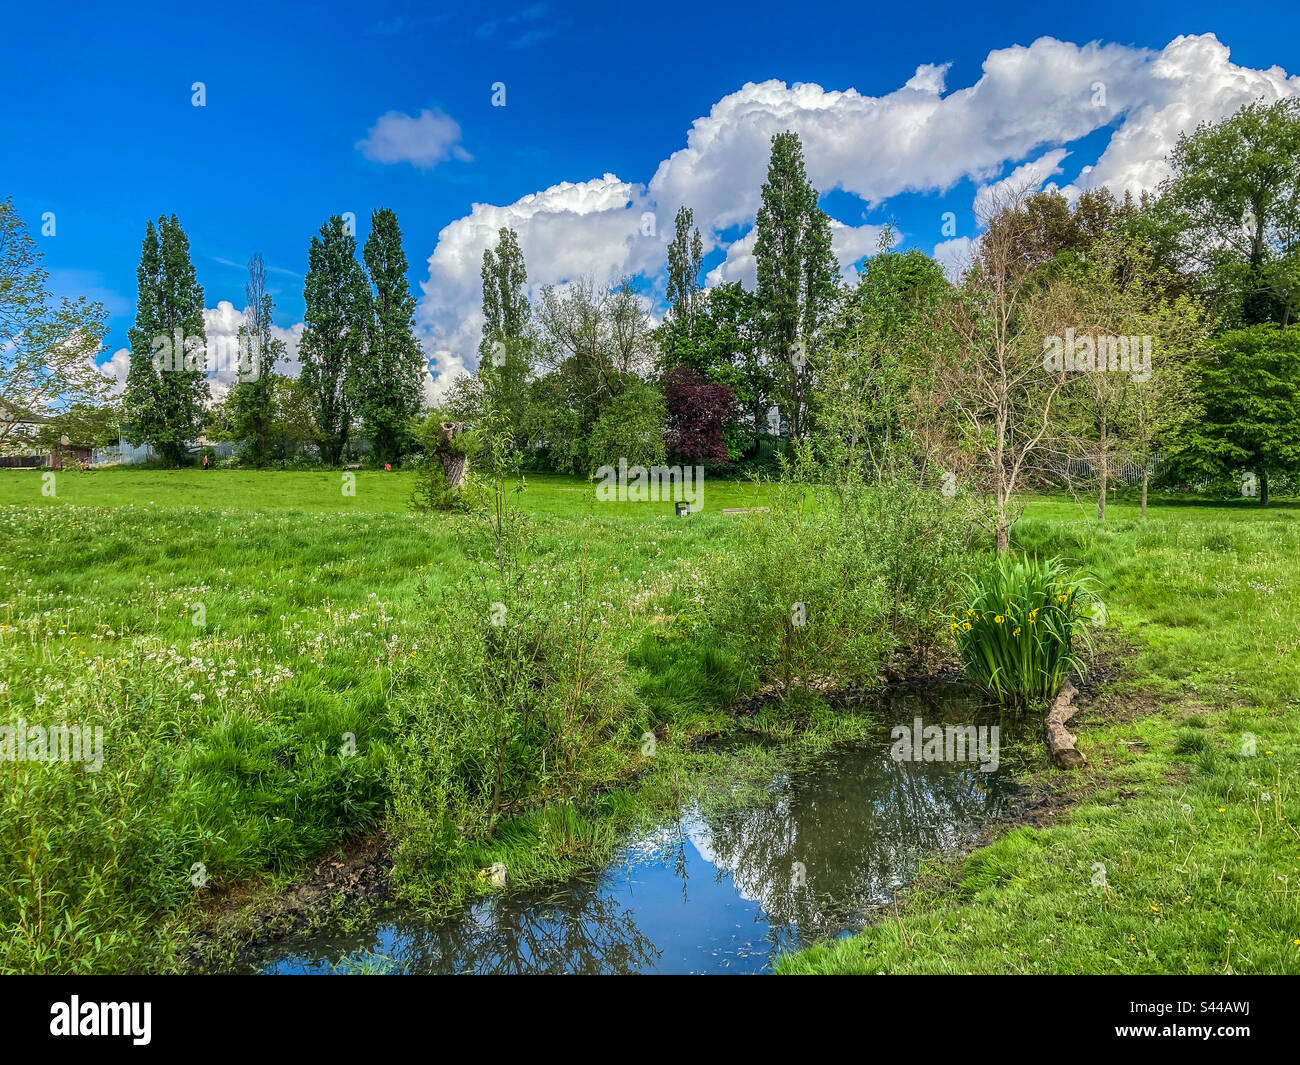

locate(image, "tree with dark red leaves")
(663, 366), (738, 467)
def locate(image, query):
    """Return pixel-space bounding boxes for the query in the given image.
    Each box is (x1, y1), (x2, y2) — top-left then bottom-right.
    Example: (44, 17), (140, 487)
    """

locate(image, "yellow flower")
(962, 622), (971, 631)
(966, 609), (975, 618)
(994, 615), (1004, 624)
(1012, 627), (1021, 636)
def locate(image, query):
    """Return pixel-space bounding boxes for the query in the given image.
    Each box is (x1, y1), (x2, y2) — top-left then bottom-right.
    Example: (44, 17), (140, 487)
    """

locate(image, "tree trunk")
(994, 422), (1010, 555)
(1260, 469), (1270, 506)
(439, 421), (467, 488)
(1097, 423), (1108, 522)
(1141, 466), (1149, 518)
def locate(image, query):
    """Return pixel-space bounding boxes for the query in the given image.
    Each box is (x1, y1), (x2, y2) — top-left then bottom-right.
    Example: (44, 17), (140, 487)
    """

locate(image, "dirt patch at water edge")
(186, 834), (393, 972)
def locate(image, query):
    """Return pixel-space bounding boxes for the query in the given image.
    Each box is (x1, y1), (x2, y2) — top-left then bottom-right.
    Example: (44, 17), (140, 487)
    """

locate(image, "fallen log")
(1045, 680), (1086, 769)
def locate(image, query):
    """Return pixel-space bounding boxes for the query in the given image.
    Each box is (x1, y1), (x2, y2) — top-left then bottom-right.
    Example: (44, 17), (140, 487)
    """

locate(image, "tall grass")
(384, 418), (640, 903)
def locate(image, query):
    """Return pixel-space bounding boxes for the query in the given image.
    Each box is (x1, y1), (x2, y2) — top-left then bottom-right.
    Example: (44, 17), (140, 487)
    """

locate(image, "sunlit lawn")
(0, 466), (774, 517)
(3, 467), (1298, 973)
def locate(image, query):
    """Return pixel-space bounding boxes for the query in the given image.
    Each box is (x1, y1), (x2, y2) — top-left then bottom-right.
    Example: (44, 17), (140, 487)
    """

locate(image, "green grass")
(779, 493), (1300, 974)
(4, 469), (1299, 974)
(0, 466), (773, 517)
(0, 466), (783, 972)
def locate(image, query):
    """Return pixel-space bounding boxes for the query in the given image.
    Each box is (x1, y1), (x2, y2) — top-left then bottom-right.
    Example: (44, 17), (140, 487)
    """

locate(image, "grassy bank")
(5, 468), (1297, 974)
(781, 495), (1300, 974)
(0, 467), (812, 972)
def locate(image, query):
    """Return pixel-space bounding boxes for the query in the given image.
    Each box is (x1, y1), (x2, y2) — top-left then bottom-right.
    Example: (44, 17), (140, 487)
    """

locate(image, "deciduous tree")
(754, 131), (840, 443)
(229, 253), (284, 465)
(1156, 98), (1300, 325)
(0, 199), (109, 454)
(937, 188), (1069, 553)
(1176, 324), (1300, 505)
(663, 366), (736, 466)
(478, 226), (535, 447)
(354, 208), (423, 463)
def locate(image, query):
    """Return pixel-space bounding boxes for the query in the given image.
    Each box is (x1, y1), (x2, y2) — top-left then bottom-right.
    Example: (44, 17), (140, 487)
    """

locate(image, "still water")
(262, 685), (1023, 974)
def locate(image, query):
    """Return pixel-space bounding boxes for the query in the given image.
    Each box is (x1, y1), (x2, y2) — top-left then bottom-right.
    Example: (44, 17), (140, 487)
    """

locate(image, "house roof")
(0, 401), (53, 425)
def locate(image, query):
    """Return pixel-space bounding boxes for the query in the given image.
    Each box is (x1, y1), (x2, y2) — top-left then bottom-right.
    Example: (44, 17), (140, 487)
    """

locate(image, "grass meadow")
(2, 466), (1298, 973)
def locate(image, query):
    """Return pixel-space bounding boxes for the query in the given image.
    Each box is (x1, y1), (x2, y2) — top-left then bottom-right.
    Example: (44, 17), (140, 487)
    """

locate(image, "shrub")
(705, 447), (972, 697)
(586, 378), (666, 472)
(951, 554), (1096, 704)
(386, 465), (633, 896)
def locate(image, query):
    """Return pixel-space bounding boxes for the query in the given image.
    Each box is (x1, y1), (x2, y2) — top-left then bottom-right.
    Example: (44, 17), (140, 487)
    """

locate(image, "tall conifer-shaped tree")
(666, 206), (704, 324)
(124, 215), (209, 464)
(480, 226), (530, 359)
(660, 205), (706, 372)
(353, 208), (422, 462)
(478, 226), (533, 444)
(753, 131), (840, 442)
(301, 216), (368, 466)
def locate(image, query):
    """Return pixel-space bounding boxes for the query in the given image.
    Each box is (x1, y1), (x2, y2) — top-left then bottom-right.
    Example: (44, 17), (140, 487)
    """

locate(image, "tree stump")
(1045, 680), (1087, 769)
(438, 421), (467, 489)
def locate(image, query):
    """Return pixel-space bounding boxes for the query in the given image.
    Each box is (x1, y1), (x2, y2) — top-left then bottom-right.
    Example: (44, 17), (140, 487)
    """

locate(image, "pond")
(260, 683), (1028, 974)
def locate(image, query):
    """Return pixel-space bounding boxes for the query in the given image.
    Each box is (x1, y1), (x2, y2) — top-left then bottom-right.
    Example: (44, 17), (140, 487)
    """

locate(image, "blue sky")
(2, 1), (1298, 398)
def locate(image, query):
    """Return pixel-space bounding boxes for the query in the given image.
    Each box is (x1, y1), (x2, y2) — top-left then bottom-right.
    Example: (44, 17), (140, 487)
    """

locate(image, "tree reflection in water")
(263, 686), (1025, 975)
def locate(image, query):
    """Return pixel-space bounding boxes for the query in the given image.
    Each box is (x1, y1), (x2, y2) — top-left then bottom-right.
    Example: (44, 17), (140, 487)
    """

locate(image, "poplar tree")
(660, 205), (705, 371)
(480, 226), (530, 358)
(124, 215), (209, 465)
(753, 131), (840, 442)
(354, 208), (423, 463)
(666, 206), (704, 323)
(478, 226), (533, 444)
(301, 216), (368, 466)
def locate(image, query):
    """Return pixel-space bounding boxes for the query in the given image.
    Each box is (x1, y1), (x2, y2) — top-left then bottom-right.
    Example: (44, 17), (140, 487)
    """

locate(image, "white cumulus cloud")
(411, 33), (1300, 398)
(416, 174), (662, 401)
